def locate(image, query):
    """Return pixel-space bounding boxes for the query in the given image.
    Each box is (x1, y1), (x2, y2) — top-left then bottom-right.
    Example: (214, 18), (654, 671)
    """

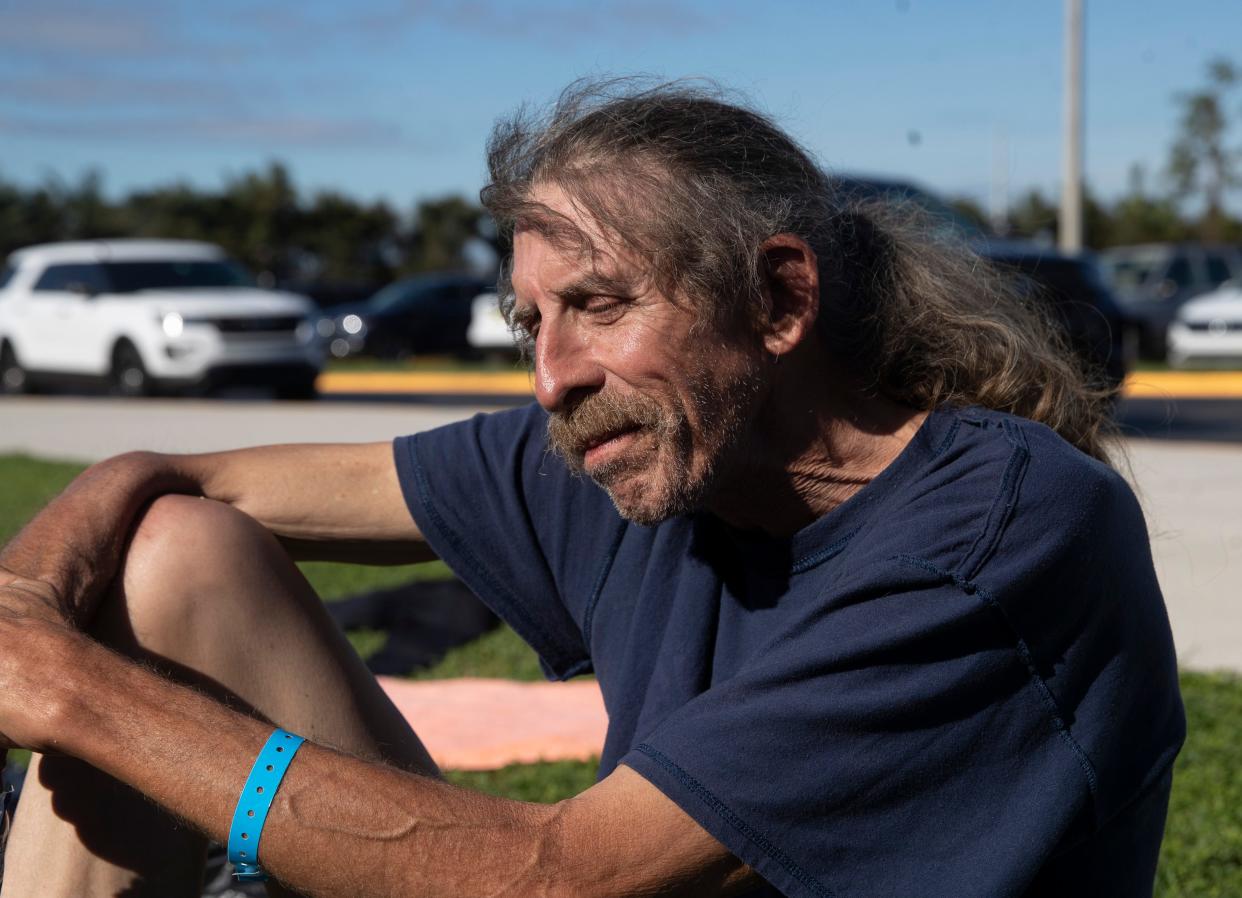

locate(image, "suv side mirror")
(66, 281), (98, 298)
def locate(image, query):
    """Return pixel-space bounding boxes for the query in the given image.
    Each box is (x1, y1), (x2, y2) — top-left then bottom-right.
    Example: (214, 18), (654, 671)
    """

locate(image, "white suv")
(0, 240), (324, 397)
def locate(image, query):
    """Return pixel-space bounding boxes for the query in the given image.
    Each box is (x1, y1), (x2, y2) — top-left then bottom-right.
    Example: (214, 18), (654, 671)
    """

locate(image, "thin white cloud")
(4, 74), (251, 108)
(340, 0), (719, 45)
(0, 0), (174, 56)
(0, 113), (412, 149)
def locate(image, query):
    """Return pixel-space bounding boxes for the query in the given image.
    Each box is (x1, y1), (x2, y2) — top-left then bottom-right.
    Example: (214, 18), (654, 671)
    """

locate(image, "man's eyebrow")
(551, 271), (639, 301)
(509, 271), (641, 329)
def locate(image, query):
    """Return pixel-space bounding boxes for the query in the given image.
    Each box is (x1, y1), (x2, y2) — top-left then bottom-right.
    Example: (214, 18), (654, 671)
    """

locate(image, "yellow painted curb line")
(318, 371), (534, 395)
(1122, 371), (1242, 399)
(317, 369), (1242, 399)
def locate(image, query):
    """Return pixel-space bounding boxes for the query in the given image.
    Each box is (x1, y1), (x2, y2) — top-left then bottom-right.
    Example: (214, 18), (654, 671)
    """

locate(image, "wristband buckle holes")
(230, 728), (305, 883)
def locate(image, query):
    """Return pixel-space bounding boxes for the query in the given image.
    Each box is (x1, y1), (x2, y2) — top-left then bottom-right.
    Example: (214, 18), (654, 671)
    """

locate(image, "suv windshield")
(100, 260), (255, 293)
(1100, 249), (1169, 292)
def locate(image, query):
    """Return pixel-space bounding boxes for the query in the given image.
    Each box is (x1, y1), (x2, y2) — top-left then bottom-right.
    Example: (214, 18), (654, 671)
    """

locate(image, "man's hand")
(0, 568), (69, 628)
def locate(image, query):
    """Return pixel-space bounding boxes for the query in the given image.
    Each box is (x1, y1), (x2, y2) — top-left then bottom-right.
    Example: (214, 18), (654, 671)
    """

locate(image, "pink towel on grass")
(377, 677), (607, 771)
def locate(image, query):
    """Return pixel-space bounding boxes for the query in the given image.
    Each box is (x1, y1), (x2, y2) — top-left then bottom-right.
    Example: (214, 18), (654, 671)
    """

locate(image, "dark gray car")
(1099, 243), (1242, 360)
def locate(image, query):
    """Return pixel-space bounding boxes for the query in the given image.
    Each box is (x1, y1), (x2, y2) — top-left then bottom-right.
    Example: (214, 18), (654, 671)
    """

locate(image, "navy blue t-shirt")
(393, 403), (1185, 898)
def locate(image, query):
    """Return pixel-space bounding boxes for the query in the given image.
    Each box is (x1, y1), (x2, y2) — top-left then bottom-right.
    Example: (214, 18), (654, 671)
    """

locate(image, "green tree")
(300, 191), (401, 284)
(220, 161), (301, 282)
(947, 197), (990, 233)
(403, 196), (487, 274)
(1005, 189), (1059, 243)
(1107, 164), (1190, 247)
(1167, 57), (1239, 241)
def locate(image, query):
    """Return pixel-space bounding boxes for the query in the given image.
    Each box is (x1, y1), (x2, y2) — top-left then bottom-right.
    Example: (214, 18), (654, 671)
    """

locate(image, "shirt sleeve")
(393, 403), (625, 680)
(619, 564), (1103, 898)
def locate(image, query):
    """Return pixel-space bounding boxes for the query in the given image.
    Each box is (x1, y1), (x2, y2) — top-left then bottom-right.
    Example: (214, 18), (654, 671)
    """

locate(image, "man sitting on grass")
(0, 82), (1183, 898)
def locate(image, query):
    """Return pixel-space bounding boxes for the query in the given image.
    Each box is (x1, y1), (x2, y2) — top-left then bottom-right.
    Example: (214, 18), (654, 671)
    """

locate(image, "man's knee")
(110, 494), (283, 645)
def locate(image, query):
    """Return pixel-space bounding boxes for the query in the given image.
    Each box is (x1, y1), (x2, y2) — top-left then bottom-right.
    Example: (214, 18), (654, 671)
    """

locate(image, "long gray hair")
(481, 79), (1117, 465)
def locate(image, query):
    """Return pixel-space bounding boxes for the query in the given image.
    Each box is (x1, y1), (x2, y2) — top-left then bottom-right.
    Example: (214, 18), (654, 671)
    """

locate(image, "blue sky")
(2, 0), (1238, 214)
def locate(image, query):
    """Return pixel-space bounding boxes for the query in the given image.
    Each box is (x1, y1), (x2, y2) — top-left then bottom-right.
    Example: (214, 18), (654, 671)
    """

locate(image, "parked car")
(1167, 284), (1242, 369)
(983, 242), (1129, 391)
(466, 292), (523, 358)
(0, 240), (323, 398)
(317, 273), (490, 359)
(830, 174), (992, 242)
(832, 177), (1125, 389)
(1098, 243), (1242, 360)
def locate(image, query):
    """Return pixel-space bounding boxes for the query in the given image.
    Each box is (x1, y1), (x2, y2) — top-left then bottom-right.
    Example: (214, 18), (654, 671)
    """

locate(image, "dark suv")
(985, 243), (1129, 391)
(318, 273), (491, 359)
(1099, 243), (1242, 360)
(831, 176), (1127, 390)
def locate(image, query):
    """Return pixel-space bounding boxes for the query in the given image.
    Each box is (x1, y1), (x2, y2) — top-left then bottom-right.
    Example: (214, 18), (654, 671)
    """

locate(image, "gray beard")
(546, 364), (765, 526)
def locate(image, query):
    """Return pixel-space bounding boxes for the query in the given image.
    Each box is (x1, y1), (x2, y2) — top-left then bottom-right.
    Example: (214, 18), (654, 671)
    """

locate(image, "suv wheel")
(0, 343), (28, 395)
(110, 342), (153, 397)
(275, 379), (318, 401)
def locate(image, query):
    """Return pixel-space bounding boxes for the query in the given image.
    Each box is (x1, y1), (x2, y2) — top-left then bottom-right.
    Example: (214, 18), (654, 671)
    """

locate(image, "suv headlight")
(161, 312), (184, 338)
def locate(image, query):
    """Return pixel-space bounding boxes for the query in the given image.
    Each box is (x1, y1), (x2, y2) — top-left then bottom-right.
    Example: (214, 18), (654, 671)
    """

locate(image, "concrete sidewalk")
(2, 396), (1238, 672)
(1123, 439), (1242, 672)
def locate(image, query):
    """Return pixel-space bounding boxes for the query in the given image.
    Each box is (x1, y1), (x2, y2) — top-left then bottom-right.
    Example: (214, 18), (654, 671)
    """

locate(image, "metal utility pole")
(1060, 0), (1084, 253)
(991, 125), (1010, 236)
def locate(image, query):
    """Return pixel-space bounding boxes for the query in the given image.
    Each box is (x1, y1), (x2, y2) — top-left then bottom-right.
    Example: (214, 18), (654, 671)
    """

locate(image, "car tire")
(275, 379), (318, 401)
(110, 341), (154, 398)
(0, 342), (28, 395)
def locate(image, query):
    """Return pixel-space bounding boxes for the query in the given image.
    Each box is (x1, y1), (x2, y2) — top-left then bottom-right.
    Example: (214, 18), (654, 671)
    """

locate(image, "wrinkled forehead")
(511, 182), (649, 295)
(513, 181), (616, 260)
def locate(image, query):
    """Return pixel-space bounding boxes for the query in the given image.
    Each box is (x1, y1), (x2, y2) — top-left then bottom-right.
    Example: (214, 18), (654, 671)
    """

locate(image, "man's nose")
(533, 320), (604, 412)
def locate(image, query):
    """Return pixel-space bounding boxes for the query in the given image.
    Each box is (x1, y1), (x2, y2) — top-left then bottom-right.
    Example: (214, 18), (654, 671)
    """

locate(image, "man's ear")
(757, 234), (819, 356)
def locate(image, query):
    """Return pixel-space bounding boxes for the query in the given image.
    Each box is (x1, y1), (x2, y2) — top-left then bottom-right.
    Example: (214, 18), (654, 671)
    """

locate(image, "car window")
(99, 260), (254, 292)
(0, 264), (14, 290)
(32, 263), (110, 294)
(1102, 255), (1163, 291)
(1165, 257), (1193, 288)
(1205, 253), (1233, 285)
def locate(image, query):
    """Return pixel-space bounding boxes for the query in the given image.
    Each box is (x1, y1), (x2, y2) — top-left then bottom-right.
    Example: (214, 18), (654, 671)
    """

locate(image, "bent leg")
(1, 495), (437, 898)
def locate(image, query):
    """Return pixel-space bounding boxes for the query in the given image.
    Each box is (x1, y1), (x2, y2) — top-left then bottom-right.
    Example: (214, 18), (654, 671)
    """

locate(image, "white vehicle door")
(24, 262), (109, 373)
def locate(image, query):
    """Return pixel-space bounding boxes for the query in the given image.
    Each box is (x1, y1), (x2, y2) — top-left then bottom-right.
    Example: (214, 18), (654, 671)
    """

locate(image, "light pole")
(1060, 0), (1084, 253)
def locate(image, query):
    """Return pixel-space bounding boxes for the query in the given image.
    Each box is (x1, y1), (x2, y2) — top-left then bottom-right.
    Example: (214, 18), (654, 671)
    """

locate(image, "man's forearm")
(30, 621), (566, 898)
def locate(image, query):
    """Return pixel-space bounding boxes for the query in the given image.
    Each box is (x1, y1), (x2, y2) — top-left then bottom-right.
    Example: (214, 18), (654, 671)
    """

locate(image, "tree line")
(0, 162), (496, 302)
(953, 56), (1242, 247)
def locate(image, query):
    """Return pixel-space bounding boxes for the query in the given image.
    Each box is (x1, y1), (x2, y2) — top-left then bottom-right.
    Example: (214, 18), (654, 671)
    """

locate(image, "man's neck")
(706, 348), (927, 537)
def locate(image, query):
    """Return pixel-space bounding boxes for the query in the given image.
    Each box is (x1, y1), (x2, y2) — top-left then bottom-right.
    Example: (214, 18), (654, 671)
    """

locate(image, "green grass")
(446, 759), (600, 802)
(2, 454), (1242, 888)
(1155, 671), (1242, 897)
(412, 622), (548, 681)
(0, 455), (94, 545)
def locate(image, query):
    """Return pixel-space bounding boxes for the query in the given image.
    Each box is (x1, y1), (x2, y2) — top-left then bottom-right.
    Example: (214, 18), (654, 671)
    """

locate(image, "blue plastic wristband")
(228, 728), (306, 882)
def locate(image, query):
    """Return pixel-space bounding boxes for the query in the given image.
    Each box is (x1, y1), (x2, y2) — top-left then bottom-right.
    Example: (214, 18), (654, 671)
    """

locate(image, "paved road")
(2, 394), (1239, 672)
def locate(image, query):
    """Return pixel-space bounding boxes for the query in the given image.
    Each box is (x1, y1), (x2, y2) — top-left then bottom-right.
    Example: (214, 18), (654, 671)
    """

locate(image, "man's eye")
(585, 296), (625, 316)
